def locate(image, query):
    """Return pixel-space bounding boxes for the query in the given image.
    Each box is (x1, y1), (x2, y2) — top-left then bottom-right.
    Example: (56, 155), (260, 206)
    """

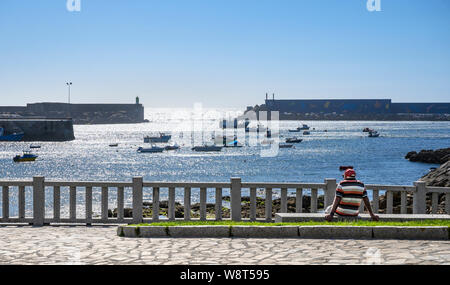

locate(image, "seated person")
(325, 169), (379, 221)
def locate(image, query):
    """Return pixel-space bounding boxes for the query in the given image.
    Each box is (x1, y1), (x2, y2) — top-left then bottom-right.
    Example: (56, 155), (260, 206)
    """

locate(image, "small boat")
(368, 130), (380, 137)
(144, 133), (171, 143)
(13, 151), (38, 162)
(109, 143), (119, 147)
(30, 144), (41, 149)
(279, 143), (294, 148)
(224, 140), (243, 148)
(285, 137), (302, 143)
(192, 145), (222, 152)
(363, 128), (373, 132)
(288, 124), (310, 132)
(137, 146), (164, 153)
(164, 144), (180, 151)
(303, 131), (310, 135)
(0, 127), (24, 142)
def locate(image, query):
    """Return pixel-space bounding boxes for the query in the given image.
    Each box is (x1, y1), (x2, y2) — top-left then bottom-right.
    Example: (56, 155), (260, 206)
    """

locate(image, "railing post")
(230, 177), (242, 221)
(324, 178), (336, 209)
(413, 181), (426, 214)
(33, 176), (45, 226)
(132, 177), (143, 224)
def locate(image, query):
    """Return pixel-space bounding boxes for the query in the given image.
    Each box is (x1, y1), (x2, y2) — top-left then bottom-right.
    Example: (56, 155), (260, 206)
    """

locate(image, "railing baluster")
(117, 186), (124, 222)
(296, 188), (303, 213)
(70, 186), (76, 222)
(445, 193), (450, 215)
(33, 176), (45, 226)
(101, 186), (108, 222)
(200, 187), (206, 221)
(152, 187), (160, 222)
(280, 188), (287, 213)
(431, 192), (438, 214)
(53, 186), (60, 222)
(401, 191), (407, 214)
(250, 187), (256, 221)
(18, 185), (25, 220)
(310, 188), (317, 213)
(86, 186), (92, 224)
(446, 193), (450, 215)
(265, 187), (272, 222)
(2, 186), (9, 219)
(215, 187), (222, 221)
(386, 191), (393, 214)
(132, 177), (143, 224)
(168, 187), (175, 221)
(373, 189), (379, 213)
(184, 187), (191, 221)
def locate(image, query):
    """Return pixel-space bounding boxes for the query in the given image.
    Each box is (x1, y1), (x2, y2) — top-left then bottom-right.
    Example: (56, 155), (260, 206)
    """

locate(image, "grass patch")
(128, 220), (450, 227)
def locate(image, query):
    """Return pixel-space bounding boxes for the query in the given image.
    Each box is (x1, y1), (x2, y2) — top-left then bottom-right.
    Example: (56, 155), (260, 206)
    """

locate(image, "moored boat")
(13, 151), (38, 162)
(285, 137), (302, 143)
(192, 145), (222, 152)
(144, 133), (171, 143)
(279, 143), (294, 148)
(137, 146), (164, 153)
(288, 124), (310, 132)
(164, 144), (180, 150)
(0, 127), (24, 141)
(368, 130), (380, 137)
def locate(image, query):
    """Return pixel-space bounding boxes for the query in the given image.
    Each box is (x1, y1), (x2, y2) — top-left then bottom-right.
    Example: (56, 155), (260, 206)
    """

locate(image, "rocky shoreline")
(404, 147), (450, 187)
(405, 148), (450, 164)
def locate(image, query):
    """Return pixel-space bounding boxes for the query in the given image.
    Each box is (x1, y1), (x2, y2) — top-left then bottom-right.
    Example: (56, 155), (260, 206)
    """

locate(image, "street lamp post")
(66, 82), (72, 104)
(66, 82), (72, 117)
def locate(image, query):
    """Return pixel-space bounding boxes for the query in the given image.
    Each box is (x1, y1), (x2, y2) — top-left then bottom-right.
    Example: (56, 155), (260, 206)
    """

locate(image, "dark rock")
(405, 148), (450, 164)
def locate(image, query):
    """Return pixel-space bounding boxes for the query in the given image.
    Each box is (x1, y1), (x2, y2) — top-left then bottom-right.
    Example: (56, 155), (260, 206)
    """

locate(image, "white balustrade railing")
(0, 177), (449, 225)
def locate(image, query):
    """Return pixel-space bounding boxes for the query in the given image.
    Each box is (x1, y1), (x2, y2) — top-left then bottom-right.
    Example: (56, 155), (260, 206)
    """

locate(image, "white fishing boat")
(279, 143), (294, 148)
(285, 137), (302, 143)
(137, 145), (164, 153)
(192, 144), (223, 152)
(144, 133), (171, 143)
(164, 143), (180, 150)
(368, 130), (380, 137)
(288, 124), (310, 132)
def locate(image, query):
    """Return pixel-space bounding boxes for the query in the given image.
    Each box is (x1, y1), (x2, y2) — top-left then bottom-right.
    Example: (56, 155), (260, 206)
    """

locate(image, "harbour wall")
(264, 99), (450, 114)
(0, 118), (75, 141)
(0, 102), (145, 125)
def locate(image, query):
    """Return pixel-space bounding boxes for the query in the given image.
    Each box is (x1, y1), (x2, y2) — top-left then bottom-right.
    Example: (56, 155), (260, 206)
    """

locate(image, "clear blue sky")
(0, 0), (449, 108)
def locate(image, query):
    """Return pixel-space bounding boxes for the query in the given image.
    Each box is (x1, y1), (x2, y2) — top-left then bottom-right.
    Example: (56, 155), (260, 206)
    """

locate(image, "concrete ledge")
(168, 226), (230, 238)
(117, 225), (450, 240)
(298, 226), (373, 239)
(120, 226), (138, 237)
(231, 226), (298, 238)
(372, 226), (449, 240)
(139, 226), (167, 237)
(275, 213), (450, 223)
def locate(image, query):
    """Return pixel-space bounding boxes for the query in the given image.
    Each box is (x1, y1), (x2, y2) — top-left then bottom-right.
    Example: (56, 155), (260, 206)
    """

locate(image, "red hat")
(344, 168), (356, 179)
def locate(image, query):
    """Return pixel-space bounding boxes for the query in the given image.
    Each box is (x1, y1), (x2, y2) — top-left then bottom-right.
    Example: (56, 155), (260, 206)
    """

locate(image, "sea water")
(0, 108), (449, 217)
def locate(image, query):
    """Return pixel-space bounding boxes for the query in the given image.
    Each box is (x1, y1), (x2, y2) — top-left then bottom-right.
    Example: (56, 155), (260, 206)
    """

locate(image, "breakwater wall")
(245, 98), (450, 120)
(0, 101), (145, 125)
(0, 118), (75, 141)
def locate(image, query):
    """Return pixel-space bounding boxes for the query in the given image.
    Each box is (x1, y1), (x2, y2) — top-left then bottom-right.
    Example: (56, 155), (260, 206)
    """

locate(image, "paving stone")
(0, 226), (449, 264)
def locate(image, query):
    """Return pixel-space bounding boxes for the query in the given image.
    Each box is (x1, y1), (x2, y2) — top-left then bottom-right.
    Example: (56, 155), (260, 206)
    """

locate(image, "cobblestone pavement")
(1, 226), (450, 265)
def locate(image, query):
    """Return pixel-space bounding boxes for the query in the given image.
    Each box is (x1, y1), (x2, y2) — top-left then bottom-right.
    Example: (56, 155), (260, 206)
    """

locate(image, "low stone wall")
(117, 225), (450, 240)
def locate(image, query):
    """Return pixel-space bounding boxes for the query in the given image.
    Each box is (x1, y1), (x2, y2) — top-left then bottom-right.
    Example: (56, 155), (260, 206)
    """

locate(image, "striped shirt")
(335, 179), (367, 216)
